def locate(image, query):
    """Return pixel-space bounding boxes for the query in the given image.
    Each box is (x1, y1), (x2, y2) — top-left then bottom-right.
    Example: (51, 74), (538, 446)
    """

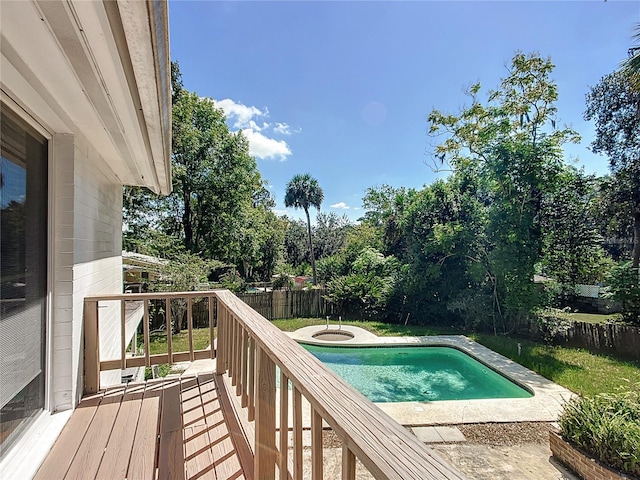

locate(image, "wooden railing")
(84, 289), (466, 480)
(84, 291), (217, 394)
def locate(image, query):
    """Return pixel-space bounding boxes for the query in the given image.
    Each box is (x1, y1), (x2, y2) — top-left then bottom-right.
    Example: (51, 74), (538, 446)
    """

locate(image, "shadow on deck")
(35, 373), (252, 480)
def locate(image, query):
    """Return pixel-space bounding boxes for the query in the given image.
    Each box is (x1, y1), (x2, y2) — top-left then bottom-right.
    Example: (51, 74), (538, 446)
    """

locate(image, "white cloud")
(213, 97), (298, 161)
(330, 202), (350, 210)
(215, 98), (267, 130)
(274, 122), (292, 135)
(243, 129), (291, 161)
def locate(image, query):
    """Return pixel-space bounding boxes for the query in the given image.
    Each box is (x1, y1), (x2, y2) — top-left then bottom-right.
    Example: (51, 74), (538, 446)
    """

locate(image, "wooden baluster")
(187, 296), (194, 361)
(279, 371), (289, 480)
(342, 445), (356, 480)
(292, 386), (303, 480)
(120, 299), (127, 370)
(311, 407), (323, 480)
(166, 297), (172, 364)
(240, 327), (248, 405)
(215, 303), (226, 375)
(209, 295), (215, 359)
(84, 299), (100, 394)
(248, 336), (256, 421)
(229, 315), (236, 380)
(143, 299), (150, 367)
(255, 346), (277, 480)
(233, 324), (242, 387)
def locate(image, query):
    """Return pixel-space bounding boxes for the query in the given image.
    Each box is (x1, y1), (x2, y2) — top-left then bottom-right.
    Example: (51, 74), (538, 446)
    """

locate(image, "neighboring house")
(0, 0), (171, 476)
(123, 250), (168, 291)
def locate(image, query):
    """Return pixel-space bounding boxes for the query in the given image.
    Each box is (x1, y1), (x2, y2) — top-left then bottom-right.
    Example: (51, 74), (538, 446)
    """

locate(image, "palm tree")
(284, 174), (324, 284)
(623, 23), (640, 91)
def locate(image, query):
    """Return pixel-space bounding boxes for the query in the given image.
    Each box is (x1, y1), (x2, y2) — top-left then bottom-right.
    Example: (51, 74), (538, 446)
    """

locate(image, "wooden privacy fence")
(554, 321), (640, 360)
(237, 289), (334, 320)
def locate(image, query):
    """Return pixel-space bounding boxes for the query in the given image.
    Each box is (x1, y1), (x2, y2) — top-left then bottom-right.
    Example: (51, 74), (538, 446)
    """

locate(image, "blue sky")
(169, 1), (640, 222)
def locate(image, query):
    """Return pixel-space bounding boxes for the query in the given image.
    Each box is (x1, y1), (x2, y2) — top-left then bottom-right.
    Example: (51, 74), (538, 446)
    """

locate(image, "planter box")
(549, 430), (637, 480)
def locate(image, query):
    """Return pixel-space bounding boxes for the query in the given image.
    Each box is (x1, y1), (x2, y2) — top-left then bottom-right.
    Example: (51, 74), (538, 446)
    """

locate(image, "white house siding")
(49, 134), (124, 411)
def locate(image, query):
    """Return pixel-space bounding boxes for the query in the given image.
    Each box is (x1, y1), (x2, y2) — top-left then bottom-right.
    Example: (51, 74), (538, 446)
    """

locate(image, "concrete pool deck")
(286, 325), (575, 426)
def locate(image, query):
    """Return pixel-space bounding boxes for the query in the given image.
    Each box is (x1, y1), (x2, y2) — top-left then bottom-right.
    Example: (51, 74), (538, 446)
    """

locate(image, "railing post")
(84, 299), (100, 394)
(254, 346), (276, 480)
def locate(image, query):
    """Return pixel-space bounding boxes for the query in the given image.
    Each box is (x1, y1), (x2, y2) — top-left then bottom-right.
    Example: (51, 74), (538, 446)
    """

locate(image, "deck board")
(158, 379), (186, 480)
(128, 380), (164, 480)
(33, 393), (104, 480)
(64, 387), (124, 480)
(95, 383), (145, 480)
(36, 374), (250, 480)
(201, 374), (248, 480)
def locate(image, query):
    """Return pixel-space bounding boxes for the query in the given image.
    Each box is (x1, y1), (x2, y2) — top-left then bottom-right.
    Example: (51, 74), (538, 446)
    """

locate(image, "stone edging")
(549, 430), (636, 480)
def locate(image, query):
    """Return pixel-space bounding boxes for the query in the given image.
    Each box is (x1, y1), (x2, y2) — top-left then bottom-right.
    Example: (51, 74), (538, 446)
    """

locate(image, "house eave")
(0, 0), (172, 194)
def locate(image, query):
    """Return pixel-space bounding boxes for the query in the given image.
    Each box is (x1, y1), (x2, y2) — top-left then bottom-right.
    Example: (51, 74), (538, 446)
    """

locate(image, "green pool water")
(301, 344), (533, 403)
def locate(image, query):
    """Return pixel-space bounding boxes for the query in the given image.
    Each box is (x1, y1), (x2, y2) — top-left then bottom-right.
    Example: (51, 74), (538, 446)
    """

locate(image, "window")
(0, 105), (48, 458)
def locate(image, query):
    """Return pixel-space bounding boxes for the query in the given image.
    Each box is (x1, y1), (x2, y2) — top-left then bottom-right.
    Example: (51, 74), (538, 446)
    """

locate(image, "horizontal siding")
(51, 134), (124, 409)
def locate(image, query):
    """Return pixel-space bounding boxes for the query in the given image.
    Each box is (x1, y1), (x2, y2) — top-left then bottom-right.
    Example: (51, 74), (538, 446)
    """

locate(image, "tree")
(124, 63), (270, 275)
(313, 212), (353, 260)
(282, 218), (310, 271)
(284, 174), (324, 284)
(540, 167), (611, 288)
(622, 23), (640, 92)
(428, 52), (579, 326)
(585, 70), (640, 269)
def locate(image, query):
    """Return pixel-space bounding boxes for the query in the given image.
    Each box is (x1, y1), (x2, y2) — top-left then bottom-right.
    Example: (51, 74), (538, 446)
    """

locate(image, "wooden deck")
(34, 373), (252, 480)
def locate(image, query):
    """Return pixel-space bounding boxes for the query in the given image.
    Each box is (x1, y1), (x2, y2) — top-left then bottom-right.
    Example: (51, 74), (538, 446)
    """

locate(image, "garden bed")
(550, 431), (636, 480)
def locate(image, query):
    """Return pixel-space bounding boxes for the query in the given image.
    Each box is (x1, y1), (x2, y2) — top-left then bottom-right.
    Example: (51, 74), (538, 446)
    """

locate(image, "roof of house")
(1, 0), (172, 194)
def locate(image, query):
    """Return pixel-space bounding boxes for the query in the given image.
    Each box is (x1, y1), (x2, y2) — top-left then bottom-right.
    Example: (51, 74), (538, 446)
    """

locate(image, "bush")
(272, 273), (293, 291)
(324, 248), (399, 320)
(606, 262), (640, 324)
(559, 390), (640, 476)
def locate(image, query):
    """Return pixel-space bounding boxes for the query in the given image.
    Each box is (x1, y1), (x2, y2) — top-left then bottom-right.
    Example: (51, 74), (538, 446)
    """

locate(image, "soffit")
(0, 0), (171, 194)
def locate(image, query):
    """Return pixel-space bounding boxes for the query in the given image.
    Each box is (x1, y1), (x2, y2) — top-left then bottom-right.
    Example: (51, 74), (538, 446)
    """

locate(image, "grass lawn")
(139, 327), (212, 355)
(563, 312), (621, 324)
(274, 318), (640, 397)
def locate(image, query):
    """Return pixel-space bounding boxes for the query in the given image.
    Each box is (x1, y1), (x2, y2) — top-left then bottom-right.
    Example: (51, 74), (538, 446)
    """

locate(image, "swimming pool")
(302, 344), (533, 403)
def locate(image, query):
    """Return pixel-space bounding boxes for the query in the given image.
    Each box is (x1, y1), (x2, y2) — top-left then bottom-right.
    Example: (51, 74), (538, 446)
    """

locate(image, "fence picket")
(237, 289), (333, 320)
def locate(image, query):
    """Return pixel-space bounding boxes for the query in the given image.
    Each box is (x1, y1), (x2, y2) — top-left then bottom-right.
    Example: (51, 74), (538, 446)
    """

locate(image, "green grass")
(563, 312), (621, 324)
(139, 327), (212, 355)
(468, 333), (640, 397)
(273, 318), (640, 397)
(271, 318), (459, 336)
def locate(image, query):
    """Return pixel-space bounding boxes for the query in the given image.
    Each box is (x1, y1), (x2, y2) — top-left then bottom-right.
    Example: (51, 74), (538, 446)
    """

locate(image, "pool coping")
(286, 325), (575, 425)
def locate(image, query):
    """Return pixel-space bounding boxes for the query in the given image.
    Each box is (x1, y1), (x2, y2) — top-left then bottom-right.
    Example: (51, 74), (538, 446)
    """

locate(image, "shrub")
(606, 262), (640, 325)
(272, 273), (293, 291)
(559, 390), (640, 476)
